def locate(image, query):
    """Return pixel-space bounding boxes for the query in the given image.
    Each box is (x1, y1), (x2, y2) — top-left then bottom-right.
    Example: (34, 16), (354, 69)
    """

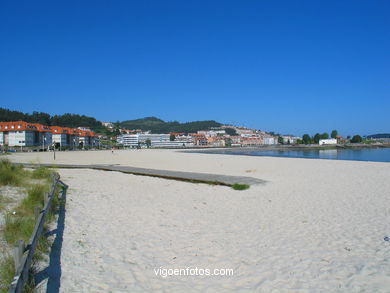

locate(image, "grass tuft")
(0, 255), (14, 293)
(4, 184), (48, 244)
(31, 167), (52, 180)
(20, 185), (47, 213)
(3, 214), (35, 244)
(232, 183), (250, 190)
(0, 159), (28, 186)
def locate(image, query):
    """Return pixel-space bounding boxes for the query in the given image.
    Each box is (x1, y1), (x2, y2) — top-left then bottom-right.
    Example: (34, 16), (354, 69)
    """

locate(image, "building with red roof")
(0, 121), (97, 149)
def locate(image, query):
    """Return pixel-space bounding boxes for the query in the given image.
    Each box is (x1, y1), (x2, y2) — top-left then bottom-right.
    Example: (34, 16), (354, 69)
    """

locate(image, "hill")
(0, 108), (222, 134)
(367, 133), (390, 139)
(120, 117), (222, 133)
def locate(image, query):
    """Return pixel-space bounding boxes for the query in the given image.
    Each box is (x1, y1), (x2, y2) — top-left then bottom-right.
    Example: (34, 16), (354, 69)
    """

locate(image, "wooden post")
(44, 192), (49, 205)
(13, 240), (25, 272)
(34, 206), (41, 221)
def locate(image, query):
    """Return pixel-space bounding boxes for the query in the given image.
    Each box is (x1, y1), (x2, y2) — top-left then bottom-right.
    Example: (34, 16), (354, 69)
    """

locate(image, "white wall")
(319, 138), (337, 145)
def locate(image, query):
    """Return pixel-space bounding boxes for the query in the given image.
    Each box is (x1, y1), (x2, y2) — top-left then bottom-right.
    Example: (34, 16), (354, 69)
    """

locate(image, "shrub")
(351, 135), (363, 143)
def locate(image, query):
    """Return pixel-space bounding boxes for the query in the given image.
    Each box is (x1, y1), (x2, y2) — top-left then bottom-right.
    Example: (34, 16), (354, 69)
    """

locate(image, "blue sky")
(0, 0), (389, 136)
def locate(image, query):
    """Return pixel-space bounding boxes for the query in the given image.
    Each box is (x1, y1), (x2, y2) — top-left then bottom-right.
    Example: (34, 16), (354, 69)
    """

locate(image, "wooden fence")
(8, 173), (67, 293)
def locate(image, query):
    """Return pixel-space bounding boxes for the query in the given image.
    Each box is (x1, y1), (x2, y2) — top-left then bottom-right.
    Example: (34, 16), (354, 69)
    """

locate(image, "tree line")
(0, 107), (104, 131)
(296, 130), (362, 144)
(119, 116), (222, 134)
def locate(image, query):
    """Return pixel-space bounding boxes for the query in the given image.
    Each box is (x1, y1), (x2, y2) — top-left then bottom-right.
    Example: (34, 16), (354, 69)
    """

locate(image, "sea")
(198, 147), (390, 163)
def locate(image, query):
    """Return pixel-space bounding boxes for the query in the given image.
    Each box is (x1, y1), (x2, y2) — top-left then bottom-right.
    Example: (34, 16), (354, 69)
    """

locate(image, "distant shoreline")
(185, 143), (390, 153)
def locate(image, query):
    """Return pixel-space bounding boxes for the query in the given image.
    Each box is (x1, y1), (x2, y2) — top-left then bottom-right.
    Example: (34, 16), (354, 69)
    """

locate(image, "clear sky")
(0, 0), (389, 136)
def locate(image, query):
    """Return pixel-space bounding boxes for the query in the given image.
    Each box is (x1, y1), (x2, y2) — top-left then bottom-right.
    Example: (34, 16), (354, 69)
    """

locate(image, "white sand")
(9, 150), (390, 292)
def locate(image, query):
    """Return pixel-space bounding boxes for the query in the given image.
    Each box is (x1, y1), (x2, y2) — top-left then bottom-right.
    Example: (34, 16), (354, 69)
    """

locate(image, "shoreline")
(186, 143), (390, 152)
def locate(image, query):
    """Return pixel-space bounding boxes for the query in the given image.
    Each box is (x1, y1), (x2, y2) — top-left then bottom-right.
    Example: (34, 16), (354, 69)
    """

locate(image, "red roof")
(0, 121), (39, 132)
(0, 121), (95, 136)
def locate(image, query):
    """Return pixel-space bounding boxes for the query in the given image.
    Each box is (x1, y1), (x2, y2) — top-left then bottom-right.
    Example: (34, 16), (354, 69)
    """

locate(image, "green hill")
(120, 117), (222, 133)
(367, 133), (390, 139)
(0, 108), (222, 134)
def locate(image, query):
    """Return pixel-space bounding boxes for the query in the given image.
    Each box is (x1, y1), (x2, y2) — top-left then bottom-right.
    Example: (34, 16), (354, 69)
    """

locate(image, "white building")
(282, 136), (301, 144)
(319, 138), (337, 145)
(197, 130), (226, 137)
(263, 136), (277, 145)
(102, 122), (114, 129)
(119, 133), (193, 148)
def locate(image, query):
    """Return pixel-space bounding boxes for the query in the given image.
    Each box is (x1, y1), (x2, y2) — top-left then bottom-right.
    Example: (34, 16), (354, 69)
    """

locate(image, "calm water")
(203, 147), (390, 162)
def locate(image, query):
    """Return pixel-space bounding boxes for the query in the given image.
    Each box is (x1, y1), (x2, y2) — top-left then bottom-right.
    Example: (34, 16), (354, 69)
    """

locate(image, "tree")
(278, 136), (284, 144)
(30, 111), (51, 125)
(225, 138), (232, 147)
(331, 130), (338, 139)
(313, 133), (321, 144)
(302, 134), (311, 144)
(320, 133), (329, 139)
(225, 128), (238, 136)
(145, 139), (152, 148)
(170, 134), (176, 141)
(351, 135), (362, 143)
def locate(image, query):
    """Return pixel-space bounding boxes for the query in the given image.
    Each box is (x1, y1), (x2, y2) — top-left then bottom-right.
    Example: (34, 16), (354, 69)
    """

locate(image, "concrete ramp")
(19, 163), (266, 186)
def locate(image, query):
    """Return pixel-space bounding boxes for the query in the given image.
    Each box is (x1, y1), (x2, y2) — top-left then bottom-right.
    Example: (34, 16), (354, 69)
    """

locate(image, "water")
(201, 147), (390, 162)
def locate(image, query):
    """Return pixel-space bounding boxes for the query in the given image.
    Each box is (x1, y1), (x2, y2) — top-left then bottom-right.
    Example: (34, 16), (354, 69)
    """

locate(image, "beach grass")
(0, 255), (14, 293)
(31, 166), (53, 180)
(232, 183), (250, 190)
(0, 161), (58, 292)
(0, 159), (28, 187)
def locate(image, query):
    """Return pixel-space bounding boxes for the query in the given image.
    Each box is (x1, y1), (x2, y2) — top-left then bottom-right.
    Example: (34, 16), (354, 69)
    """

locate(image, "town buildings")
(0, 121), (98, 149)
(117, 125), (285, 148)
(281, 135), (301, 144)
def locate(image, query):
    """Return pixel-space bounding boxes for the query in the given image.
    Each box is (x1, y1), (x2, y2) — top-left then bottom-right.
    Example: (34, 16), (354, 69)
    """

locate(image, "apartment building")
(77, 130), (96, 147)
(190, 134), (208, 146)
(0, 121), (51, 147)
(0, 121), (97, 148)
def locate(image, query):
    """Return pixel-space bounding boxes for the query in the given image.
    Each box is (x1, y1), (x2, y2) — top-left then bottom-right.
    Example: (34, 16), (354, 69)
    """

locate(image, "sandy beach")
(8, 149), (390, 292)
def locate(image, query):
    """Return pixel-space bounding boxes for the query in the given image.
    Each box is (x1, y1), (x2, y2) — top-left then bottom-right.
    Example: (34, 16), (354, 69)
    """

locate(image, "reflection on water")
(211, 148), (390, 162)
(319, 149), (338, 159)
